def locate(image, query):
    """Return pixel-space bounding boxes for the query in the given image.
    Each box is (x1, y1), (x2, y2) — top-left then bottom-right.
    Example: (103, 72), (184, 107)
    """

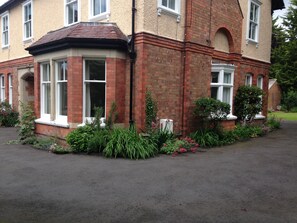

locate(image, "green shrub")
(190, 130), (222, 148)
(66, 125), (94, 153)
(18, 102), (36, 144)
(0, 101), (19, 127)
(266, 115), (281, 130)
(32, 137), (55, 150)
(160, 137), (199, 155)
(194, 98), (230, 131)
(283, 90), (297, 112)
(149, 130), (175, 150)
(145, 90), (158, 133)
(87, 129), (111, 154)
(232, 125), (263, 140)
(234, 86), (263, 124)
(103, 127), (157, 159)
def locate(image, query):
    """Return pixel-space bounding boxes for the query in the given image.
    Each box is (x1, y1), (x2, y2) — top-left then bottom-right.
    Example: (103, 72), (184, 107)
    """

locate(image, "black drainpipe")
(129, 0), (136, 127)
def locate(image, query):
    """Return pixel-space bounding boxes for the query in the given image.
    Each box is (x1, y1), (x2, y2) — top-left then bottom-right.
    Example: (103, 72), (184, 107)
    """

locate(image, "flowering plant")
(160, 137), (199, 156)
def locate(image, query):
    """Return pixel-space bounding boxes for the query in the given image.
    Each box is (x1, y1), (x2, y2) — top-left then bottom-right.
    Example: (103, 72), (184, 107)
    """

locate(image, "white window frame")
(245, 74), (253, 86)
(8, 74), (12, 105)
(0, 75), (5, 102)
(40, 63), (51, 121)
(247, 0), (261, 43)
(1, 12), (9, 48)
(65, 0), (80, 26)
(23, 0), (33, 41)
(211, 64), (236, 119)
(83, 59), (106, 123)
(256, 75), (264, 117)
(55, 60), (68, 124)
(89, 0), (110, 21)
(158, 0), (181, 15)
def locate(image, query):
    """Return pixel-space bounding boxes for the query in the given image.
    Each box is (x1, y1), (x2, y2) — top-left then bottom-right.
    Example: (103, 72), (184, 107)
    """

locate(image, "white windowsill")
(254, 114), (265, 119)
(157, 6), (181, 22)
(89, 12), (110, 22)
(227, 114), (238, 120)
(35, 118), (70, 128)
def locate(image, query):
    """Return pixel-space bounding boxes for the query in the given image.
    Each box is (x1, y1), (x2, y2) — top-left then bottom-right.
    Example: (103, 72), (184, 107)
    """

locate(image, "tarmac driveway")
(0, 122), (297, 223)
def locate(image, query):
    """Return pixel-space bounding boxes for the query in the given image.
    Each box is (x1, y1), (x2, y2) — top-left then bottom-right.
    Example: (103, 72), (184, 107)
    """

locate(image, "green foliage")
(18, 102), (36, 144)
(270, 2), (297, 95)
(283, 90), (297, 112)
(50, 144), (72, 154)
(106, 102), (118, 129)
(0, 101), (19, 127)
(91, 106), (104, 131)
(103, 127), (157, 159)
(190, 125), (264, 148)
(194, 97), (230, 130)
(149, 130), (175, 151)
(32, 137), (55, 150)
(234, 86), (263, 123)
(145, 90), (158, 133)
(266, 115), (281, 130)
(66, 125), (94, 153)
(160, 137), (199, 155)
(87, 129), (111, 154)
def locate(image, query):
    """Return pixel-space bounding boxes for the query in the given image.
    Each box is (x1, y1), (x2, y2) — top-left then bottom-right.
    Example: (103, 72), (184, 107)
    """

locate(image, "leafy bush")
(194, 98), (230, 131)
(66, 125), (94, 153)
(18, 102), (36, 143)
(32, 137), (55, 150)
(283, 90), (297, 112)
(160, 137), (199, 155)
(0, 101), (19, 127)
(103, 127), (157, 159)
(234, 86), (263, 124)
(106, 102), (118, 129)
(190, 125), (264, 148)
(149, 130), (175, 151)
(145, 90), (158, 133)
(87, 129), (111, 154)
(266, 115), (281, 130)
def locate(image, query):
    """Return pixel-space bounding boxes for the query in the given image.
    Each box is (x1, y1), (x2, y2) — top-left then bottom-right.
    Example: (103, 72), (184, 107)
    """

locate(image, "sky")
(0, 0), (8, 6)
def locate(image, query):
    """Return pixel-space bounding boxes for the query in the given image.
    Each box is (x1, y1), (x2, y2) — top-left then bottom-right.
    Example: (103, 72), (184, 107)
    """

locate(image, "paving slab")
(0, 122), (297, 223)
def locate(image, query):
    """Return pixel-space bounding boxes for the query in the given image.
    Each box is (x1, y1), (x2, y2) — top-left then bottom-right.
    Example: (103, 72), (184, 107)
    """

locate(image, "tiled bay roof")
(26, 22), (128, 55)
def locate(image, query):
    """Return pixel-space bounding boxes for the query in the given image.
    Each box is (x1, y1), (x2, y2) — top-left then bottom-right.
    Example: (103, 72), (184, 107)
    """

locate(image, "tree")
(270, 1), (297, 95)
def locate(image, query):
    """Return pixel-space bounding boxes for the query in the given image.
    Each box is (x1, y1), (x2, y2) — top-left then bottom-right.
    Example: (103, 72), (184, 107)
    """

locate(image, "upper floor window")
(158, 0), (180, 14)
(1, 13), (9, 47)
(0, 75), (5, 102)
(248, 0), (261, 42)
(90, 0), (109, 20)
(23, 1), (33, 40)
(245, 74), (252, 86)
(211, 64), (235, 114)
(65, 0), (78, 26)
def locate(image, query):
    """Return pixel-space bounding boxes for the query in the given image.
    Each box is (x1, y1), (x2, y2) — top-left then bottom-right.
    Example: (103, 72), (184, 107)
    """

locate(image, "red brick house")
(0, 0), (284, 138)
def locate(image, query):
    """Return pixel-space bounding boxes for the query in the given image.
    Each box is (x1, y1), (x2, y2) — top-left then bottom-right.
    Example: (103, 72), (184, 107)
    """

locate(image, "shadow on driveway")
(0, 122), (297, 223)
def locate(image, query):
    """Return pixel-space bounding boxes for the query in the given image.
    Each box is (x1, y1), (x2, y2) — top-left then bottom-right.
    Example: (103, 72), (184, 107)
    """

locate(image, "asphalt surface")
(0, 122), (297, 223)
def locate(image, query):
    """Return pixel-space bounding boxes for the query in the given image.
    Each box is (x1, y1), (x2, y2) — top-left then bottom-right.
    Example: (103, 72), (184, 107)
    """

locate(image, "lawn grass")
(268, 111), (297, 121)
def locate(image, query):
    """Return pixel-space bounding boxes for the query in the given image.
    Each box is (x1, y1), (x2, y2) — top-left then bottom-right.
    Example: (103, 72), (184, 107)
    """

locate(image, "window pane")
(85, 60), (105, 80)
(44, 83), (51, 114)
(223, 87), (231, 104)
(68, 3), (74, 24)
(169, 0), (175, 10)
(94, 0), (100, 15)
(211, 87), (218, 100)
(224, 73), (231, 84)
(85, 82), (105, 117)
(42, 64), (50, 81)
(257, 77), (263, 89)
(59, 82), (67, 116)
(211, 72), (219, 83)
(162, 0), (167, 7)
(101, 0), (106, 13)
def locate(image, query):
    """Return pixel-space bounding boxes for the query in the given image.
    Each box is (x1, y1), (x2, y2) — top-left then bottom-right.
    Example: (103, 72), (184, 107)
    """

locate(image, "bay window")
(56, 60), (68, 122)
(84, 59), (106, 121)
(40, 63), (51, 119)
